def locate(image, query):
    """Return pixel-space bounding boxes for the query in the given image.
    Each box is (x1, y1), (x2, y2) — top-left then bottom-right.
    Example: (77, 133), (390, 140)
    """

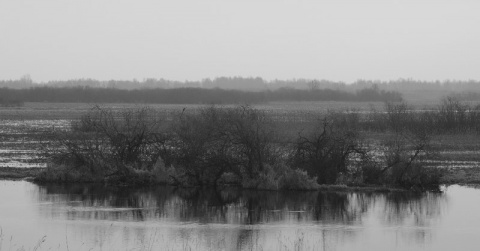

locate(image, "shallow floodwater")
(0, 181), (479, 250)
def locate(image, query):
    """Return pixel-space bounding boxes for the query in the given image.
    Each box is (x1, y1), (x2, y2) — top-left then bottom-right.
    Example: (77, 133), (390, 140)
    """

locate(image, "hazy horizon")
(2, 0), (479, 83)
(4, 76), (480, 85)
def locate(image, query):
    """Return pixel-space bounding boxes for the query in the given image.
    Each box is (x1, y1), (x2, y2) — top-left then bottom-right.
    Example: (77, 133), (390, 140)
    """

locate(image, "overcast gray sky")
(1, 0), (479, 83)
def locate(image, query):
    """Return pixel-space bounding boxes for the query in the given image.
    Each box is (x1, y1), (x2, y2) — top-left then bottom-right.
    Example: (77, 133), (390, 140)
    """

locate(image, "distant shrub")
(166, 105), (282, 186)
(290, 113), (361, 184)
(278, 166), (320, 190)
(43, 106), (170, 184)
(362, 97), (480, 134)
(149, 157), (171, 184)
(359, 129), (443, 189)
(37, 158), (174, 186)
(217, 172), (242, 186)
(166, 106), (236, 186)
(222, 105), (280, 179)
(241, 163), (319, 190)
(36, 164), (100, 183)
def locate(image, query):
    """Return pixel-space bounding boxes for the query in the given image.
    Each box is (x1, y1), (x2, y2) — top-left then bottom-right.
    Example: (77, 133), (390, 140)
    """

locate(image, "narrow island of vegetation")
(36, 101), (451, 192)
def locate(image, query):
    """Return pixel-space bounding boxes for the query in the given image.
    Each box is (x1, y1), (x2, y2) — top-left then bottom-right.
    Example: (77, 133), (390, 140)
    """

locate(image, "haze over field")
(1, 0), (480, 83)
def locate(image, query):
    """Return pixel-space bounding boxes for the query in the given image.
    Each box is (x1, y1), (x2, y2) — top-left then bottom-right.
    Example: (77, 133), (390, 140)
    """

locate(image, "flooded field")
(0, 102), (344, 169)
(1, 103), (480, 250)
(0, 119), (70, 168)
(1, 181), (480, 250)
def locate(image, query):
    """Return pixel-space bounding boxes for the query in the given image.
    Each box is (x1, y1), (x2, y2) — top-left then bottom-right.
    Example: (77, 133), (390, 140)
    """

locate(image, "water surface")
(0, 181), (479, 250)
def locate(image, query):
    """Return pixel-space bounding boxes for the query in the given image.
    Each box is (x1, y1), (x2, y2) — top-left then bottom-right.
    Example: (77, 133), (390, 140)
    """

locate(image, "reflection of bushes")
(382, 192), (445, 226)
(36, 183), (445, 227)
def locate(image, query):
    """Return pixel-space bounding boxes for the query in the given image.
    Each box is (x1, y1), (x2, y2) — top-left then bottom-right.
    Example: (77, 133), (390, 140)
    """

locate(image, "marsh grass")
(0, 228), (46, 251)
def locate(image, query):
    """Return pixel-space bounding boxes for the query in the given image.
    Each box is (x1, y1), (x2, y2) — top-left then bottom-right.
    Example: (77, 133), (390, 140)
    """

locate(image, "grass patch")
(0, 167), (43, 180)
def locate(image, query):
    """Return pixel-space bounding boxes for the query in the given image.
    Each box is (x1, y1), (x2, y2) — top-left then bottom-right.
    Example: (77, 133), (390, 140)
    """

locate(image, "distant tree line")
(0, 86), (401, 104)
(0, 97), (24, 107)
(2, 76), (480, 92)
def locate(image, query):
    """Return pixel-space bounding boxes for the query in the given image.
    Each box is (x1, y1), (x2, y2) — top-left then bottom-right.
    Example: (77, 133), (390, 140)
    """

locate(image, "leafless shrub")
(44, 106), (170, 181)
(168, 105), (281, 186)
(361, 126), (442, 189)
(167, 106), (235, 186)
(290, 112), (362, 184)
(222, 105), (279, 179)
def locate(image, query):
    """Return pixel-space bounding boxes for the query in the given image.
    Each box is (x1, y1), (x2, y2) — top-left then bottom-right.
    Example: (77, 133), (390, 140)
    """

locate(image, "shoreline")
(0, 167), (43, 180)
(0, 167), (447, 192)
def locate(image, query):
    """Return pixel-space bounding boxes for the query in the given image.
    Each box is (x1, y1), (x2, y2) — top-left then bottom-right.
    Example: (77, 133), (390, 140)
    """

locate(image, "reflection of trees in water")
(235, 228), (260, 251)
(33, 184), (448, 250)
(381, 192), (445, 226)
(380, 192), (446, 246)
(313, 192), (361, 223)
(36, 184), (445, 228)
(37, 184), (177, 221)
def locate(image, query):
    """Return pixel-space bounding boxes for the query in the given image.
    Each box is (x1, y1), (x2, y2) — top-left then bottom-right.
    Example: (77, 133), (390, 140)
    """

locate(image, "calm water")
(0, 181), (479, 251)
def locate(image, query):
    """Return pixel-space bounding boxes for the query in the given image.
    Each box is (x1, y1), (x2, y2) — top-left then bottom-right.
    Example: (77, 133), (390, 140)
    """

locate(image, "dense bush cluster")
(39, 106), (169, 184)
(38, 104), (443, 191)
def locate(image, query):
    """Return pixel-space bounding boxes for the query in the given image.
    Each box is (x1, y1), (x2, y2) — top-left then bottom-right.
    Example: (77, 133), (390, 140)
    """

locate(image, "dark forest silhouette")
(0, 85), (401, 104)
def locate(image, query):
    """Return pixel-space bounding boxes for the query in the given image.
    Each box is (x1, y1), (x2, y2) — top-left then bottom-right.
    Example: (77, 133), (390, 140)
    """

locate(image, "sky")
(1, 0), (480, 83)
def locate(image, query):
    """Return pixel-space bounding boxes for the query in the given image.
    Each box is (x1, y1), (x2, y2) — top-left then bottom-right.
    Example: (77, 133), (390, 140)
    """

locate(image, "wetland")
(2, 180), (480, 251)
(2, 101), (480, 250)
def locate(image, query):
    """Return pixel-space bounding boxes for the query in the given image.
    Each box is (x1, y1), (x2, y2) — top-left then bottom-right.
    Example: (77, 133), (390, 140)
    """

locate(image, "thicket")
(39, 106), (170, 184)
(38, 103), (444, 190)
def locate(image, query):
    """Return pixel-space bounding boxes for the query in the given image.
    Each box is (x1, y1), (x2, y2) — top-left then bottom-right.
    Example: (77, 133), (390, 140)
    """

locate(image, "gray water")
(0, 181), (479, 251)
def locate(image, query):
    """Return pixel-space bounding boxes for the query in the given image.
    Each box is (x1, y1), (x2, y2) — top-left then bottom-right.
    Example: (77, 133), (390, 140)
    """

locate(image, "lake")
(1, 181), (479, 250)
